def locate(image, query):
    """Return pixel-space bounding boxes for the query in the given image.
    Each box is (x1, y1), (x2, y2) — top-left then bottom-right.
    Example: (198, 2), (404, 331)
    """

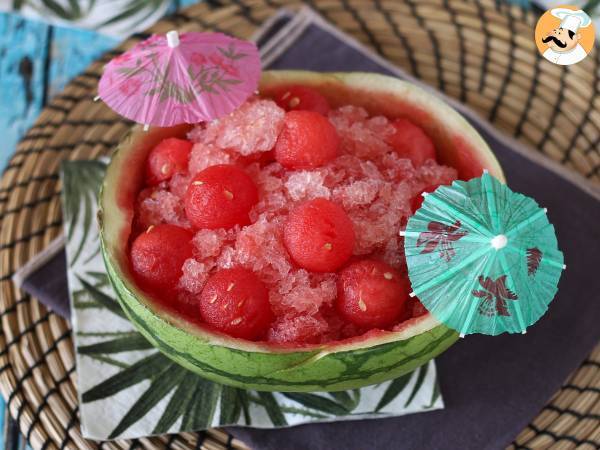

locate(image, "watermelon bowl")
(99, 70), (504, 392)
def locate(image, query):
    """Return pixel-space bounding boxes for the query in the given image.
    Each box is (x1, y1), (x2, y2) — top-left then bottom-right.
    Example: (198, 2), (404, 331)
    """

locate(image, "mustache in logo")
(542, 35), (567, 48)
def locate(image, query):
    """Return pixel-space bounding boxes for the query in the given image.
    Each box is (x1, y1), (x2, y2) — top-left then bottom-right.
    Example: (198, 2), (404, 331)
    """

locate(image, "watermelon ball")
(410, 184), (439, 213)
(146, 138), (193, 185)
(185, 164), (258, 229)
(336, 260), (409, 329)
(274, 110), (340, 169)
(130, 224), (193, 293)
(199, 268), (273, 340)
(284, 198), (355, 272)
(274, 85), (331, 115)
(386, 118), (436, 168)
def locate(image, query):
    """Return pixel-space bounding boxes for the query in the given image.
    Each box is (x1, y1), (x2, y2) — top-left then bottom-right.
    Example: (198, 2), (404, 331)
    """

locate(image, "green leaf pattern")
(61, 160), (443, 440)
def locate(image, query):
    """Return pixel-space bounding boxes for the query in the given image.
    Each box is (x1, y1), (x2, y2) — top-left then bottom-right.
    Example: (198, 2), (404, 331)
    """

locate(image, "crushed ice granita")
(130, 86), (458, 345)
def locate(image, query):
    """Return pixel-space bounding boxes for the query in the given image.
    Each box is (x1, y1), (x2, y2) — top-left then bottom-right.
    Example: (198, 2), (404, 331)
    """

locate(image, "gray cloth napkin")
(14, 7), (600, 450)
(12, 235), (71, 319)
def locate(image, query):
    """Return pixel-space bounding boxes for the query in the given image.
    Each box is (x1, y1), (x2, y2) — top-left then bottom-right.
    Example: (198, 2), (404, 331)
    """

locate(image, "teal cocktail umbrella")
(401, 171), (565, 336)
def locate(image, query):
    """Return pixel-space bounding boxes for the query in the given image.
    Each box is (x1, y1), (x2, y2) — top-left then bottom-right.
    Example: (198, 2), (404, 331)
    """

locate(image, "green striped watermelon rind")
(103, 249), (458, 391)
(99, 70), (504, 392)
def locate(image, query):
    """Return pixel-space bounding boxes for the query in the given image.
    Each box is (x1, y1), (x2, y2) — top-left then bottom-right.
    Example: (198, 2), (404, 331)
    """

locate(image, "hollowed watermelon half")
(99, 71), (504, 392)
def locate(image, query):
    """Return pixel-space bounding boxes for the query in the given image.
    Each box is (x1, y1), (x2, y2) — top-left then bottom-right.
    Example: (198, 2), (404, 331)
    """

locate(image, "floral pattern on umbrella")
(526, 247), (543, 276)
(115, 47), (245, 103)
(472, 275), (518, 317)
(98, 31), (261, 127)
(416, 220), (468, 262)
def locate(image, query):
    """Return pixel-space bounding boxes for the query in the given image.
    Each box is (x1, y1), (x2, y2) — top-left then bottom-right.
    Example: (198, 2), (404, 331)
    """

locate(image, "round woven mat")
(0, 0), (598, 448)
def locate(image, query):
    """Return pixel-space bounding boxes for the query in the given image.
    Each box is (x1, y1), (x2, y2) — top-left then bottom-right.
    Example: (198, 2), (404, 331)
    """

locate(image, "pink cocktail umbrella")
(97, 31), (261, 128)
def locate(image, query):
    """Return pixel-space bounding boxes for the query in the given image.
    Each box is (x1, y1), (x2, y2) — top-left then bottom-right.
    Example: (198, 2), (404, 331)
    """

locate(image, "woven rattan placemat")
(0, 1), (598, 448)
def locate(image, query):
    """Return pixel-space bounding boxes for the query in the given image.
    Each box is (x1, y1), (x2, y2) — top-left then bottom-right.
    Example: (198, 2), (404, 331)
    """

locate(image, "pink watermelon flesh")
(116, 73), (501, 351)
(128, 92), (460, 346)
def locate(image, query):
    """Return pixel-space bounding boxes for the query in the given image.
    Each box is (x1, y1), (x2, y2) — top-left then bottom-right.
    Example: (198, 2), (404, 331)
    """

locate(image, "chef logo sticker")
(535, 6), (594, 65)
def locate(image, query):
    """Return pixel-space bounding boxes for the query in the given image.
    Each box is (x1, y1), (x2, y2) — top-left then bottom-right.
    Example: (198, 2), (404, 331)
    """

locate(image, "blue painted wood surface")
(0, 13), (117, 173)
(0, 13), (51, 172)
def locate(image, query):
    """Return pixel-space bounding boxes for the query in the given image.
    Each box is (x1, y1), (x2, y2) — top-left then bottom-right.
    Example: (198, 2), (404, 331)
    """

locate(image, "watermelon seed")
(237, 299), (245, 308)
(231, 317), (243, 325)
(289, 97), (300, 108)
(146, 225), (155, 233)
(227, 282), (235, 292)
(384, 272), (393, 280)
(192, 181), (204, 186)
(358, 298), (367, 312)
(160, 164), (170, 175)
(323, 243), (333, 251)
(281, 91), (291, 100)
(224, 190), (234, 200)
(209, 294), (218, 304)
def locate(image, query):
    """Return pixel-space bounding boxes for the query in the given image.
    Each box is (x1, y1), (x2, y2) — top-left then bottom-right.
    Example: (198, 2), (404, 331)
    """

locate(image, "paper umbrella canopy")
(97, 30), (261, 127)
(402, 171), (565, 336)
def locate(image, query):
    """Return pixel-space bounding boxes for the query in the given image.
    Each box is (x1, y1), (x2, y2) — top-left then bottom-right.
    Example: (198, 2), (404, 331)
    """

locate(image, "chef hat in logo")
(551, 8), (592, 33)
